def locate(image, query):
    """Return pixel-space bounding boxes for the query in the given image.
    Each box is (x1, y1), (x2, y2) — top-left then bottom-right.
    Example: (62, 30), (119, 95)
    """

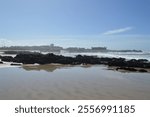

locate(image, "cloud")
(103, 27), (133, 35)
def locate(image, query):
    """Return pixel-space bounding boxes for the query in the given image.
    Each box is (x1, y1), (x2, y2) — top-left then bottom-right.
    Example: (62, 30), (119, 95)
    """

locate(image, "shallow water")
(0, 65), (150, 100)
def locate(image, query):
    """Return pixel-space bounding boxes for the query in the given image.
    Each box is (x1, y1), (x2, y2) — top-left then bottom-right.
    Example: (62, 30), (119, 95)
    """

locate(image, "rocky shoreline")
(0, 53), (150, 72)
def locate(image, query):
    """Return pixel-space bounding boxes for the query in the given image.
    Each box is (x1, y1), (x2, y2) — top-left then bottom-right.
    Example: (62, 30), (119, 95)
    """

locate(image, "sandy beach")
(0, 64), (150, 100)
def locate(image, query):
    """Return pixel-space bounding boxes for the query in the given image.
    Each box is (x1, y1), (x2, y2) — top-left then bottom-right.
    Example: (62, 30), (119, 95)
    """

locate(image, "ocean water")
(0, 65), (150, 100)
(1, 51), (150, 61)
(60, 52), (150, 61)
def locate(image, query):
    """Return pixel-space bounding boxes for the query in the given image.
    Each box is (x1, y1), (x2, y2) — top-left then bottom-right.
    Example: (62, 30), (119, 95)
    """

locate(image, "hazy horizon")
(1, 35), (150, 51)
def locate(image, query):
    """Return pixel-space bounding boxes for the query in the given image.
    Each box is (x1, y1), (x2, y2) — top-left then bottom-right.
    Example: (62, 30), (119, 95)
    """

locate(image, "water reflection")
(22, 64), (92, 72)
(0, 65), (150, 99)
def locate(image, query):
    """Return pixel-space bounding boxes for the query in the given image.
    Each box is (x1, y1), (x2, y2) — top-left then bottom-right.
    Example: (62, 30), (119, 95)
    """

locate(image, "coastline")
(1, 52), (150, 99)
(0, 52), (150, 73)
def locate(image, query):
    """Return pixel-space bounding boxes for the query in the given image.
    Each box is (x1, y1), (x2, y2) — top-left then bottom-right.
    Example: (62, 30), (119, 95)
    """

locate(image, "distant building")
(91, 47), (107, 52)
(50, 44), (54, 47)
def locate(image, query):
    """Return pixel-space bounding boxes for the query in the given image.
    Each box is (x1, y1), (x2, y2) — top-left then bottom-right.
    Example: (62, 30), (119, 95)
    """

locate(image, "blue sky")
(0, 0), (150, 50)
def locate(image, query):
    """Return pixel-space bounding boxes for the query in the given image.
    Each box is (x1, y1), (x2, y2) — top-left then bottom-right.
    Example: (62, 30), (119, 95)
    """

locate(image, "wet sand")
(0, 65), (150, 100)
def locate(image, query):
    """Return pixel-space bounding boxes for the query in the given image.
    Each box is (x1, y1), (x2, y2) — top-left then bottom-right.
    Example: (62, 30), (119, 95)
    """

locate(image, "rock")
(138, 69), (148, 72)
(108, 58), (126, 67)
(10, 63), (22, 66)
(0, 53), (150, 70)
(137, 59), (149, 63)
(1, 56), (14, 62)
(116, 67), (137, 72)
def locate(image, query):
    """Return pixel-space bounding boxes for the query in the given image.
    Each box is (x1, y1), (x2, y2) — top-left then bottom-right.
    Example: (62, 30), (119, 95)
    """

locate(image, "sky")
(0, 0), (150, 50)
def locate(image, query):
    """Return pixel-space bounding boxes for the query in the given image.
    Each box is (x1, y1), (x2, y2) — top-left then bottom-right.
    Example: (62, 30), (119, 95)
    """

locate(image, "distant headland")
(0, 44), (142, 53)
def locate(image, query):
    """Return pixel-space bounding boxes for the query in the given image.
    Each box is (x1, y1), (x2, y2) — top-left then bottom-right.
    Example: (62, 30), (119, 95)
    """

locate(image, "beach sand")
(0, 64), (150, 100)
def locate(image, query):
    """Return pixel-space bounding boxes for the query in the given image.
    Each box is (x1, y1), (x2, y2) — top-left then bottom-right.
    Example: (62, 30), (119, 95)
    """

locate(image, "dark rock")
(10, 63), (22, 66)
(138, 69), (148, 72)
(116, 67), (137, 72)
(108, 58), (126, 67)
(0, 53), (150, 71)
(137, 59), (149, 63)
(1, 56), (14, 62)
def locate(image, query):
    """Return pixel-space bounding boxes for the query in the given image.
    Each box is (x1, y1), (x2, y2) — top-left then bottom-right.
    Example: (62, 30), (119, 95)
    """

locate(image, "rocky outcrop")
(1, 56), (14, 62)
(116, 67), (148, 72)
(116, 67), (137, 72)
(10, 63), (22, 66)
(1, 53), (150, 72)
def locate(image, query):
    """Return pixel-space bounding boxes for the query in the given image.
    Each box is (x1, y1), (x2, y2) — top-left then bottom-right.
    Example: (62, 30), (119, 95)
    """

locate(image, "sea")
(1, 51), (150, 61)
(60, 51), (150, 61)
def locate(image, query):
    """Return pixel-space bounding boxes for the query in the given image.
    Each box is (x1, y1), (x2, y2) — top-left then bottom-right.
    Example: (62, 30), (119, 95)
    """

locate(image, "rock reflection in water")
(22, 64), (92, 72)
